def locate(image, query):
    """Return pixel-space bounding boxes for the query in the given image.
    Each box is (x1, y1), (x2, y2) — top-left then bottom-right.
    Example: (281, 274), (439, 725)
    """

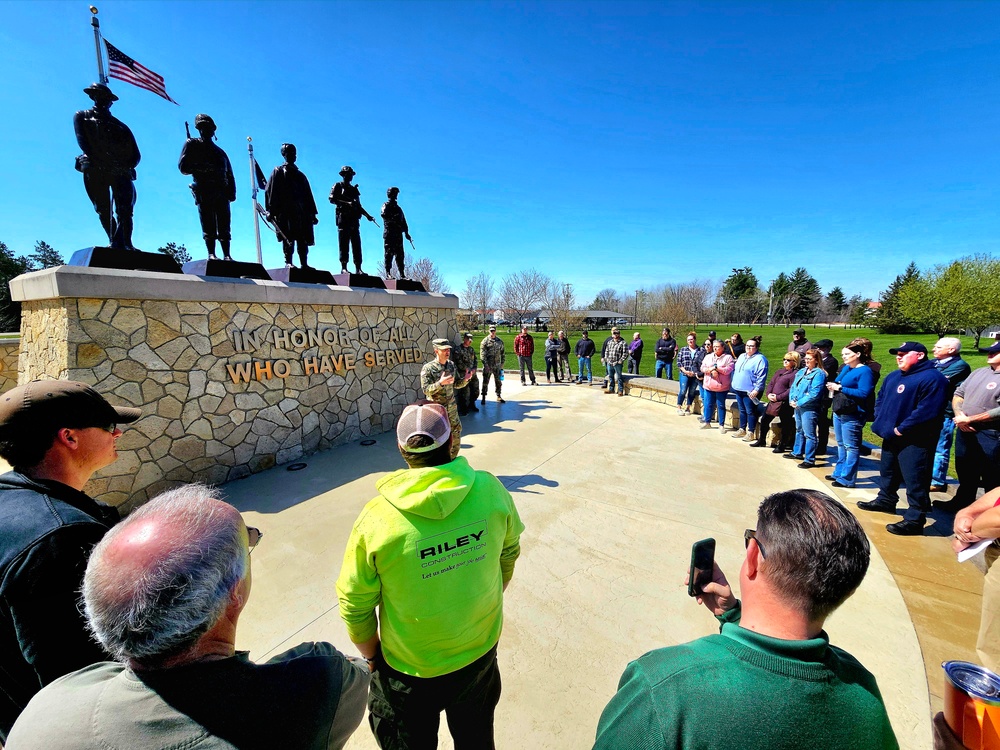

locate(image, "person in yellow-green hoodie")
(336, 401), (524, 750)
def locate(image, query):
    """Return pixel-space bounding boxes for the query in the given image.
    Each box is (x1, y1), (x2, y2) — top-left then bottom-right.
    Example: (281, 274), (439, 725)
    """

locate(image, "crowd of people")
(2, 322), (997, 748)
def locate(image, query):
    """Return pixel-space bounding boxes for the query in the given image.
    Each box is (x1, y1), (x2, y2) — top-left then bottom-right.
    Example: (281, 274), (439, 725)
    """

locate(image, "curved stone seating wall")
(11, 266), (457, 510)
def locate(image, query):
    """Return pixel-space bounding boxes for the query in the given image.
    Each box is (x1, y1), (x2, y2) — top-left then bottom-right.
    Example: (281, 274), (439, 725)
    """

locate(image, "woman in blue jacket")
(826, 344), (875, 488)
(788, 348), (827, 467)
(730, 336), (768, 441)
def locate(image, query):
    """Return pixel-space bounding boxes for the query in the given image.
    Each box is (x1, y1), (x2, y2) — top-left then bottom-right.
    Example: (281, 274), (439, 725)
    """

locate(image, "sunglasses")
(247, 526), (263, 554)
(744, 528), (767, 559)
(97, 423), (117, 433)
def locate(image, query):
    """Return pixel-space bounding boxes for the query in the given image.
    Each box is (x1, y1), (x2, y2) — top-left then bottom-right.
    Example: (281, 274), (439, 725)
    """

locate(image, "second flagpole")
(89, 6), (107, 84)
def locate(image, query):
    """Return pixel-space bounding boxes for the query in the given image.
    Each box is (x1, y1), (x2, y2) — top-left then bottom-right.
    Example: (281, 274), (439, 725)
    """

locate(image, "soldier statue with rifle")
(381, 186), (413, 279)
(178, 114), (236, 261)
(329, 165), (377, 275)
(73, 82), (141, 251)
(265, 143), (319, 269)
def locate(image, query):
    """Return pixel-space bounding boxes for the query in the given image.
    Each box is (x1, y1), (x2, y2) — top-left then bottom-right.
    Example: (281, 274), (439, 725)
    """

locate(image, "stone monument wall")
(0, 338), (20, 393)
(12, 267), (457, 510)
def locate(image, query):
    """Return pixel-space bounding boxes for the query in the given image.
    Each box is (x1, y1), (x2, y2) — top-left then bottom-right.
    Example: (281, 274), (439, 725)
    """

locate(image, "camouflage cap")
(432, 338), (453, 350)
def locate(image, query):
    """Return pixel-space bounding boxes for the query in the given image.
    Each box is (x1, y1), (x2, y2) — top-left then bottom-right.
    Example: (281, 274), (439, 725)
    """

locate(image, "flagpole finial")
(89, 6), (98, 14)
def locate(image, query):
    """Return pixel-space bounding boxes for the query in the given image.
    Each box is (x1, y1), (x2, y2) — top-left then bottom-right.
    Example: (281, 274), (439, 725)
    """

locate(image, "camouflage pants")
(456, 375), (480, 414)
(446, 400), (462, 460)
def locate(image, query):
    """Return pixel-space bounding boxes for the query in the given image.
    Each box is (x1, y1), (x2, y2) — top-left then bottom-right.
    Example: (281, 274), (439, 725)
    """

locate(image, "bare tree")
(498, 269), (550, 328)
(408, 257), (450, 293)
(461, 272), (495, 328)
(591, 287), (622, 312)
(545, 282), (584, 333)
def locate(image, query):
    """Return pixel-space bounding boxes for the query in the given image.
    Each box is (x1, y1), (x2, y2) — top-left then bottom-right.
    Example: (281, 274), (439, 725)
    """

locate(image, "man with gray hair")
(929, 337), (971, 495)
(5, 485), (370, 749)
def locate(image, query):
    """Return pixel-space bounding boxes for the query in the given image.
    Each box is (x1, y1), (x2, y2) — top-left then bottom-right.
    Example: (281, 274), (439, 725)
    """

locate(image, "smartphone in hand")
(688, 538), (716, 597)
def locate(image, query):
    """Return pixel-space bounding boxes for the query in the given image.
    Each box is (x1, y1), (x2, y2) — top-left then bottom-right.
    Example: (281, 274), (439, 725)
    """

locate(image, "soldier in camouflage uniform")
(420, 339), (469, 460)
(452, 332), (480, 415)
(479, 325), (506, 405)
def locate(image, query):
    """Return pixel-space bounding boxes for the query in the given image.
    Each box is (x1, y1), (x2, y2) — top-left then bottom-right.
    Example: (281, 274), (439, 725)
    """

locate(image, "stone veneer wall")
(13, 267), (457, 511)
(0, 338), (20, 393)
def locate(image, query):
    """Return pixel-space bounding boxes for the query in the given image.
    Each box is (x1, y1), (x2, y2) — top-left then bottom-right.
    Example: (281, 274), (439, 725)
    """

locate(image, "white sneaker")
(719, 424), (727, 434)
(676, 409), (686, 416)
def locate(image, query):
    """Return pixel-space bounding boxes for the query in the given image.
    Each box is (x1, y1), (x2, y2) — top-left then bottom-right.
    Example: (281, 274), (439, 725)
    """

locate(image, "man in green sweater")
(337, 401), (524, 749)
(594, 489), (898, 750)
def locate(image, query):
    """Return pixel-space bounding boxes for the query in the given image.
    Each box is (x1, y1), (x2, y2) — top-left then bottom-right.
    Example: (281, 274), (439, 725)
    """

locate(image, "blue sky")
(2, 1), (999, 305)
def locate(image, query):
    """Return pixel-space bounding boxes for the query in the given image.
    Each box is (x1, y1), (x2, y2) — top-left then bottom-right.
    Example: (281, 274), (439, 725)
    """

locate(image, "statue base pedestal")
(333, 273), (387, 289)
(183, 258), (271, 280)
(70, 247), (182, 274)
(384, 278), (426, 292)
(267, 266), (337, 285)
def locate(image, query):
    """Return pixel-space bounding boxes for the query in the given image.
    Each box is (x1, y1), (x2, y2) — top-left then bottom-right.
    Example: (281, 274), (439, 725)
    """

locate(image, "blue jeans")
(677, 373), (698, 407)
(703, 390), (727, 425)
(832, 413), (864, 486)
(793, 407), (819, 463)
(577, 356), (592, 382)
(608, 362), (624, 393)
(655, 360), (673, 380)
(733, 390), (759, 432)
(932, 417), (955, 487)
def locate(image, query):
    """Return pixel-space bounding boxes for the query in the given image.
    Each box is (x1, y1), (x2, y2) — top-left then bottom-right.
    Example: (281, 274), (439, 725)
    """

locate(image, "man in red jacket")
(514, 326), (537, 386)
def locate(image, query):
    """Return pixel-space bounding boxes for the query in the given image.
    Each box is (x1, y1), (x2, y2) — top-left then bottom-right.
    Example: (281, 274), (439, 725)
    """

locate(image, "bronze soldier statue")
(264, 144), (318, 268)
(381, 186), (411, 279)
(73, 83), (141, 251)
(329, 166), (376, 275)
(178, 114), (236, 261)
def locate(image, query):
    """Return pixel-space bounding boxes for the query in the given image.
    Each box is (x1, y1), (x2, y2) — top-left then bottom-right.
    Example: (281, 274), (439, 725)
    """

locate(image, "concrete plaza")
(225, 376), (961, 749)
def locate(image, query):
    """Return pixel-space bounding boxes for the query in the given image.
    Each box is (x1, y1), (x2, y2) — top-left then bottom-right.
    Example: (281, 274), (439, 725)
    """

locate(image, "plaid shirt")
(514, 333), (535, 357)
(604, 336), (629, 366)
(676, 345), (700, 375)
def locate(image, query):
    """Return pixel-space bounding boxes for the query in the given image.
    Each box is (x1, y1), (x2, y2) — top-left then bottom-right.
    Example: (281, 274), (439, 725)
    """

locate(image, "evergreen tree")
(826, 286), (847, 313)
(29, 241), (64, 269)
(872, 262), (919, 334)
(157, 242), (192, 265)
(0, 241), (33, 332)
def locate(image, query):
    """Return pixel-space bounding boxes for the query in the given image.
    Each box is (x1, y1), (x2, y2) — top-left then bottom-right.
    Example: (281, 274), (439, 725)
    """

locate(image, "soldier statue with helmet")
(329, 165), (376, 275)
(178, 114), (236, 261)
(73, 82), (141, 251)
(381, 186), (411, 279)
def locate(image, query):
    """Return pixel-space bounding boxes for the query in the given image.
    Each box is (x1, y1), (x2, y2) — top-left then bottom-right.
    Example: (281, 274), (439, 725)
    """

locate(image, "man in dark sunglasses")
(0, 380), (141, 742)
(6, 485), (370, 748)
(595, 489), (898, 750)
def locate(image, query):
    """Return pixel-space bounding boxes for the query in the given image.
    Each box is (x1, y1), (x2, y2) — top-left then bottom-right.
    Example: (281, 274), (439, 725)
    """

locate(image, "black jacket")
(0, 472), (118, 740)
(654, 336), (677, 362)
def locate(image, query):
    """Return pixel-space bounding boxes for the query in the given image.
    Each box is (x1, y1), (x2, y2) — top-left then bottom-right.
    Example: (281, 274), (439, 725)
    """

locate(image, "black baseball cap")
(888, 342), (928, 355)
(0, 380), (141, 431)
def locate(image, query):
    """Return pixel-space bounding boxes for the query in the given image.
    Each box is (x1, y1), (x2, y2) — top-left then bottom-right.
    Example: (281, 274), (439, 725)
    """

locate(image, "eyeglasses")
(247, 526), (263, 554)
(744, 528), (767, 559)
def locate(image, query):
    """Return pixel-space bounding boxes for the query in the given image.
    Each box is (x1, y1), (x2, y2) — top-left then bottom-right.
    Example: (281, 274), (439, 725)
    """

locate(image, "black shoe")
(749, 440), (766, 448)
(857, 500), (897, 515)
(458, 410), (468, 416)
(933, 499), (971, 514)
(887, 519), (925, 536)
(784, 454), (804, 460)
(797, 461), (815, 469)
(832, 480), (851, 488)
(825, 475), (836, 481)
(469, 405), (480, 412)
(771, 446), (786, 453)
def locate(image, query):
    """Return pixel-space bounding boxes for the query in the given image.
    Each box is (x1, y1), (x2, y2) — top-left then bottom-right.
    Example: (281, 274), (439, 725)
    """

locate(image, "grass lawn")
(465, 324), (994, 480)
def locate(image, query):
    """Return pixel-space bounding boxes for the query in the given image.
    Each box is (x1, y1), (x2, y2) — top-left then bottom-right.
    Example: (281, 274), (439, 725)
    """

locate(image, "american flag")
(104, 39), (177, 104)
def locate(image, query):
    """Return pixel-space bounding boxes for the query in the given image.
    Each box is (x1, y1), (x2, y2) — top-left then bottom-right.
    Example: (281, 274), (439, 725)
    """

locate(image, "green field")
(467, 324), (992, 474)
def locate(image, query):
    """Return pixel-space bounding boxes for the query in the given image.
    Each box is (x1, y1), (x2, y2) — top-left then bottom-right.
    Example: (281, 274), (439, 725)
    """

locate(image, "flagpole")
(248, 137), (263, 265)
(89, 6), (107, 84)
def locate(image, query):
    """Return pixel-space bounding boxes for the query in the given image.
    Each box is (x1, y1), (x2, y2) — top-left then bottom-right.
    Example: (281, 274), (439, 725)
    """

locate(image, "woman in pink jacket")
(700, 339), (735, 433)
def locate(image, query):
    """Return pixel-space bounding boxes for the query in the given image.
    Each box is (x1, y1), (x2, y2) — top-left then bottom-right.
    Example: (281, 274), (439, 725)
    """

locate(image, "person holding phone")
(594, 489), (898, 750)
